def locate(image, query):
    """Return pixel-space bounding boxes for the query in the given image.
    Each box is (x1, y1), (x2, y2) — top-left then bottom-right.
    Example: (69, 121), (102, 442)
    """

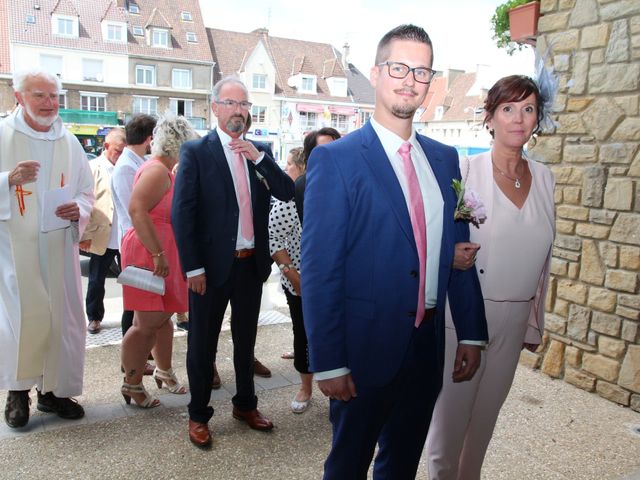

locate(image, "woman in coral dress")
(120, 115), (197, 408)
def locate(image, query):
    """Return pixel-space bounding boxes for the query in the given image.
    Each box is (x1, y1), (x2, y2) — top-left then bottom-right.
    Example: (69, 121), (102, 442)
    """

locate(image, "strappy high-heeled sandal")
(121, 380), (161, 408)
(153, 367), (188, 394)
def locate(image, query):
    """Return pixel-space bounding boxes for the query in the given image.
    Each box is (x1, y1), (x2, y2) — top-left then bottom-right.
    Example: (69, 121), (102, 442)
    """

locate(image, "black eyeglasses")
(215, 99), (253, 110)
(378, 61), (437, 84)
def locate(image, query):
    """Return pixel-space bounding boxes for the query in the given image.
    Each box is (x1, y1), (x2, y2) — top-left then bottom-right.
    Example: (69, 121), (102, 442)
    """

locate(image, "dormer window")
(181, 11), (192, 21)
(133, 26), (144, 36)
(301, 75), (316, 93)
(104, 22), (126, 43)
(252, 73), (267, 90)
(129, 4), (139, 14)
(152, 28), (169, 48)
(26, 15), (35, 24)
(186, 32), (197, 43)
(52, 14), (78, 38)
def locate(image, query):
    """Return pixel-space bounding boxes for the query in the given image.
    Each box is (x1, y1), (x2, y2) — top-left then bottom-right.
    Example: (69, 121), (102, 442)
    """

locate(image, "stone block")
(557, 113), (587, 134)
(600, 243), (618, 267)
(564, 145), (598, 164)
(598, 336), (627, 359)
(581, 166), (606, 207)
(557, 205), (590, 221)
(630, 151), (640, 177)
(551, 257), (569, 276)
(588, 329), (598, 346)
(576, 223), (610, 239)
(553, 248), (581, 262)
(582, 98), (624, 141)
(546, 313), (567, 334)
(541, 340), (565, 378)
(554, 54), (571, 72)
(610, 214), (640, 245)
(633, 15), (640, 34)
(539, 11), (570, 31)
(622, 320), (639, 342)
(588, 287), (618, 312)
(519, 350), (542, 369)
(554, 298), (570, 316)
(610, 167), (630, 176)
(555, 189), (564, 204)
(567, 304), (591, 341)
(613, 96), (639, 116)
(556, 219), (575, 234)
(631, 394), (640, 412)
(620, 294), (640, 310)
(619, 345), (640, 392)
(559, 0), (575, 8)
(581, 23), (610, 48)
(604, 178), (634, 211)
(541, 0), (558, 13)
(551, 166), (574, 184)
(569, 0), (599, 26)
(565, 366), (596, 391)
(549, 30), (581, 52)
(617, 305), (640, 320)
(566, 97), (594, 112)
(600, 143), (638, 165)
(612, 118), (640, 141)
(529, 136), (563, 164)
(580, 239), (605, 285)
(563, 186), (581, 204)
(590, 48), (605, 64)
(596, 381), (631, 405)
(591, 311), (622, 335)
(568, 262), (580, 279)
(565, 346), (582, 367)
(589, 64), (640, 94)
(569, 51), (590, 95)
(604, 178), (633, 211)
(555, 234), (582, 251)
(601, 0), (640, 21)
(620, 247), (640, 270)
(606, 19), (631, 62)
(557, 279), (588, 303)
(606, 270), (639, 293)
(582, 352), (620, 381)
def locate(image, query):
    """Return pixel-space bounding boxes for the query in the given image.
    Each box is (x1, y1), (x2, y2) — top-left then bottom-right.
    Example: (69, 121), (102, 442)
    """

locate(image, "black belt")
(234, 248), (255, 258)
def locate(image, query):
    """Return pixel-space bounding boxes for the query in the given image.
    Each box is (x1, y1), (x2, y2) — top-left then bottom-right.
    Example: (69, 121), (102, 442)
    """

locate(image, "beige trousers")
(426, 299), (531, 480)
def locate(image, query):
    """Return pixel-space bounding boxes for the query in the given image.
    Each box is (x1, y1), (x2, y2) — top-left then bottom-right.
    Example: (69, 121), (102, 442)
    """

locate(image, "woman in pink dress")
(120, 115), (197, 408)
(427, 75), (556, 479)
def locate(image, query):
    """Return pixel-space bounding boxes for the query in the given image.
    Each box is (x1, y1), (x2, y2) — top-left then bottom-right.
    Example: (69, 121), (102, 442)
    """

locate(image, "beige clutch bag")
(117, 266), (165, 295)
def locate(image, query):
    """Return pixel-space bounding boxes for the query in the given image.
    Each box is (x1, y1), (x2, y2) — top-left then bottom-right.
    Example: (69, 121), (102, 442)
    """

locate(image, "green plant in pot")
(491, 0), (532, 55)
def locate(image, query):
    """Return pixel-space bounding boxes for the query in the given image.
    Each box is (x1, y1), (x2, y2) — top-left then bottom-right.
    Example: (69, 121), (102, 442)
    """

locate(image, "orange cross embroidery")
(60, 173), (65, 187)
(15, 186), (32, 216)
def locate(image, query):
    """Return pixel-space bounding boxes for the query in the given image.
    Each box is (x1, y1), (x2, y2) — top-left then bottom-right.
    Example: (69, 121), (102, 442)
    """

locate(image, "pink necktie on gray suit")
(234, 151), (254, 241)
(398, 141), (426, 327)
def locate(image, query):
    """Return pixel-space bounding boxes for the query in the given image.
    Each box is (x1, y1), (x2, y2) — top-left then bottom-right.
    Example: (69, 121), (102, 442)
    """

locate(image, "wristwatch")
(278, 263), (295, 274)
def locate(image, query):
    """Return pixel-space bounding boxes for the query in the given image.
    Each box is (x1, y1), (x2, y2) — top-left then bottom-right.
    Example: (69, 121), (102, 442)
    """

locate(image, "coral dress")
(120, 159), (187, 312)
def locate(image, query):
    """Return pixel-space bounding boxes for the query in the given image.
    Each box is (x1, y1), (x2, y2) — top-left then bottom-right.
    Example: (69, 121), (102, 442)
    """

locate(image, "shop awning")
(67, 125), (99, 135)
(296, 103), (325, 113)
(328, 106), (356, 116)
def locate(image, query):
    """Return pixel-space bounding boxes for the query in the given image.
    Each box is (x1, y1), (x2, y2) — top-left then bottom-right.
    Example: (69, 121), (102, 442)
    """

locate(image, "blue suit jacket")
(171, 130), (294, 286)
(301, 122), (487, 387)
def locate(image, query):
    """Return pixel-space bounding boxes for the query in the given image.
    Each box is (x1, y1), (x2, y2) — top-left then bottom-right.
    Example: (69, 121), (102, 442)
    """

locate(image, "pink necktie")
(398, 142), (426, 327)
(234, 151), (254, 241)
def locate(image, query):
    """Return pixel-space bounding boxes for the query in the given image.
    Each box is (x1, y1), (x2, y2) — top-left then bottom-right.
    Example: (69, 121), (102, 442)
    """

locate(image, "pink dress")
(121, 160), (187, 312)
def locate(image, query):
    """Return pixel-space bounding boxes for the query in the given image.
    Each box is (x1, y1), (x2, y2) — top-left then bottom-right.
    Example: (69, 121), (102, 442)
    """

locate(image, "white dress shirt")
(111, 147), (145, 246)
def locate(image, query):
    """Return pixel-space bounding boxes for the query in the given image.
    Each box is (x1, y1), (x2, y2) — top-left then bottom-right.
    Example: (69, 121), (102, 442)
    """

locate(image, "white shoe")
(291, 396), (310, 414)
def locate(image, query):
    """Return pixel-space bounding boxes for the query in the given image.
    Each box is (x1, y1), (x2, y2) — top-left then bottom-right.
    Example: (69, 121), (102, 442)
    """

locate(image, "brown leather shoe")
(87, 320), (101, 334)
(212, 363), (221, 390)
(188, 419), (212, 448)
(253, 358), (272, 378)
(232, 407), (274, 431)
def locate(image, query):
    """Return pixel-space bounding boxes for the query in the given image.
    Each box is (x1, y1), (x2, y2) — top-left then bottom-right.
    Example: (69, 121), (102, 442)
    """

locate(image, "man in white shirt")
(80, 128), (126, 334)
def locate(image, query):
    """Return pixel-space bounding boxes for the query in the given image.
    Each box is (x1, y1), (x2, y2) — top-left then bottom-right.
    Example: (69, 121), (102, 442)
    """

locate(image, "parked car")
(86, 153), (97, 161)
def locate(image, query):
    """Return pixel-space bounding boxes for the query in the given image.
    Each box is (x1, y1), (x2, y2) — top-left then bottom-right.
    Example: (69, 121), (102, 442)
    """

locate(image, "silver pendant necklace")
(492, 159), (522, 188)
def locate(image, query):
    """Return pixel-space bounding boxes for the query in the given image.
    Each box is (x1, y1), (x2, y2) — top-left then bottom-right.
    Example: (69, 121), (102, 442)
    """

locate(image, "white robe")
(0, 107), (94, 397)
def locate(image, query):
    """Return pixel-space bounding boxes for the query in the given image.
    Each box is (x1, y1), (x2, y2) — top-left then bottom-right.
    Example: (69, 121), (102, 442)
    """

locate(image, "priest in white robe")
(0, 68), (94, 428)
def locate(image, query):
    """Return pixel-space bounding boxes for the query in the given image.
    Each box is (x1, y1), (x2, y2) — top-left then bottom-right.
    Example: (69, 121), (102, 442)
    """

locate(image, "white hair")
(13, 67), (62, 93)
(150, 112), (198, 159)
(211, 75), (248, 101)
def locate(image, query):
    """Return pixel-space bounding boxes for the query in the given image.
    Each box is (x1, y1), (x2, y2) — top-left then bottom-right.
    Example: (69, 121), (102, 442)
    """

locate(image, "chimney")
(342, 43), (350, 69)
(116, 0), (128, 9)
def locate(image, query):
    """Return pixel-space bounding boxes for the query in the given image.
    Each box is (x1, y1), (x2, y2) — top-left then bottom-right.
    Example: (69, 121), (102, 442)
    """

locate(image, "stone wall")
(523, 0), (640, 409)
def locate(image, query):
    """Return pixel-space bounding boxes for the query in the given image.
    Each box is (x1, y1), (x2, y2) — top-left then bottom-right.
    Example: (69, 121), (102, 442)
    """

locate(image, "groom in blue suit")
(301, 25), (488, 479)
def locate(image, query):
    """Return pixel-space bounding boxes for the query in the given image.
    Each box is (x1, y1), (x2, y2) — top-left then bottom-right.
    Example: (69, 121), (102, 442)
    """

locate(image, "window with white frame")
(152, 28), (169, 48)
(301, 76), (316, 93)
(81, 93), (107, 111)
(299, 112), (316, 129)
(251, 106), (266, 124)
(331, 113), (348, 131)
(53, 15), (77, 37)
(82, 59), (104, 82)
(135, 65), (155, 86)
(132, 26), (144, 36)
(106, 23), (125, 42)
(186, 32), (197, 43)
(252, 74), (267, 90)
(129, 4), (139, 14)
(40, 54), (63, 78)
(171, 69), (192, 89)
(181, 11), (192, 21)
(58, 91), (67, 109)
(133, 96), (158, 115)
(360, 110), (372, 125)
(170, 99), (193, 117)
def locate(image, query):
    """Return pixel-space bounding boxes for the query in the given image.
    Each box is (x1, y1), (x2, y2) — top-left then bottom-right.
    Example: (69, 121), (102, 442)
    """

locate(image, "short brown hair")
(375, 24), (433, 65)
(484, 75), (543, 136)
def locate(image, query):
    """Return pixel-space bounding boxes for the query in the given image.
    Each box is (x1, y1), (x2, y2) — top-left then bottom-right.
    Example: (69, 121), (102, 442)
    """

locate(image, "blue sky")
(198, 0), (535, 81)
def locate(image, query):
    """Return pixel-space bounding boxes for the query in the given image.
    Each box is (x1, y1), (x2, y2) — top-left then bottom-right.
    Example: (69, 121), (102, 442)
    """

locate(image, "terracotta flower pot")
(508, 1), (540, 43)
